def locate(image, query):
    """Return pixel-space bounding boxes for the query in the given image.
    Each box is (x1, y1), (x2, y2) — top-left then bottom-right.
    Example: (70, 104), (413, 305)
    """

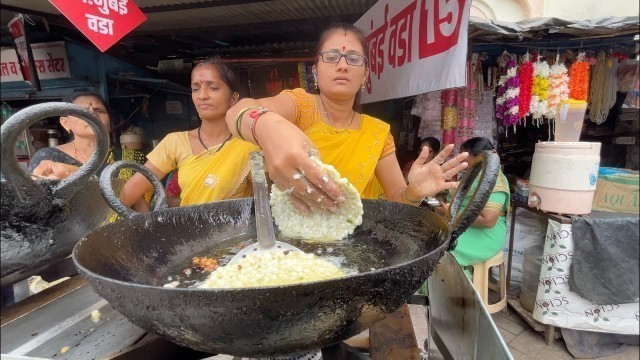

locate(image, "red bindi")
(342, 46), (346, 51)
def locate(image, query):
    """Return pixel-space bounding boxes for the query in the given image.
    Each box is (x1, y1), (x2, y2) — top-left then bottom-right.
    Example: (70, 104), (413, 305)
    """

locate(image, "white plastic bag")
(492, 208), (548, 291)
(533, 220), (639, 335)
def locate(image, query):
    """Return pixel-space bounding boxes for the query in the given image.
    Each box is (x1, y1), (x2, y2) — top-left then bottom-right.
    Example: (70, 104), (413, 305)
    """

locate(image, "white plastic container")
(555, 100), (587, 142)
(528, 142), (601, 215)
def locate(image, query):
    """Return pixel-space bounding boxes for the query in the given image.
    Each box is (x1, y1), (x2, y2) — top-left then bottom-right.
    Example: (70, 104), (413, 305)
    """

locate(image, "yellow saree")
(177, 138), (258, 205)
(147, 132), (258, 206)
(283, 88), (395, 199)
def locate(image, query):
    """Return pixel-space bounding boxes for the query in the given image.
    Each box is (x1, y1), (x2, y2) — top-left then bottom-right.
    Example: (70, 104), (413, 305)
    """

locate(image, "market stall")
(404, 15), (639, 357)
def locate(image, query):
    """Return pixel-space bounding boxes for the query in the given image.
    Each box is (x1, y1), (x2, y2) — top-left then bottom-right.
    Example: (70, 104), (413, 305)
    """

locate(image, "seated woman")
(437, 137), (510, 277)
(119, 57), (258, 209)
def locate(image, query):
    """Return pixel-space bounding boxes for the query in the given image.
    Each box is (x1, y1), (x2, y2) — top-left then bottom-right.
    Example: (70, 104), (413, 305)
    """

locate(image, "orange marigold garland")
(569, 53), (590, 101)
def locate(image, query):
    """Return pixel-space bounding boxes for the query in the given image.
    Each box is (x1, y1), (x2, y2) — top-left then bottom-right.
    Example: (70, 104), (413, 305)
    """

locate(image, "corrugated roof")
(1, 0), (376, 31)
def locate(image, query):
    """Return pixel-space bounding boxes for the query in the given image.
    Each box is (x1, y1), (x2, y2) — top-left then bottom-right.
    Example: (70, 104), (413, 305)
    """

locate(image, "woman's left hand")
(406, 144), (468, 199)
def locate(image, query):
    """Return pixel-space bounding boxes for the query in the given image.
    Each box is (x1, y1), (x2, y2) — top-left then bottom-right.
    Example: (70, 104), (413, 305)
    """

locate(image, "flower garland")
(441, 89), (458, 131)
(518, 59), (534, 119)
(456, 60), (478, 148)
(569, 53), (590, 101)
(530, 60), (550, 121)
(496, 59), (520, 127)
(547, 56), (570, 119)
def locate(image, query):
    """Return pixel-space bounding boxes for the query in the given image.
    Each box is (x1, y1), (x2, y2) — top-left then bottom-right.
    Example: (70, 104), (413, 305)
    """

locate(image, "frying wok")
(1, 103), (110, 286)
(73, 151), (500, 356)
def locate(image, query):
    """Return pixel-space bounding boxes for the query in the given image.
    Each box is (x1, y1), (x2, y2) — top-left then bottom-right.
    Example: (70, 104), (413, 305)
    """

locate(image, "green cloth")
(449, 171), (510, 267)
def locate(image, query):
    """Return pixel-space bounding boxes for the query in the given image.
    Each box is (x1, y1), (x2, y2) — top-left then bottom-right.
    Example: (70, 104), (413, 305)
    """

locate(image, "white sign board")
(1, 41), (71, 83)
(354, 0), (471, 104)
(0, 48), (23, 82)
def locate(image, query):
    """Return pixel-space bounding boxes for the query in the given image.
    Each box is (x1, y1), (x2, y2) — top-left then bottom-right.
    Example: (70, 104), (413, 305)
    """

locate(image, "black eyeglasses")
(318, 51), (368, 66)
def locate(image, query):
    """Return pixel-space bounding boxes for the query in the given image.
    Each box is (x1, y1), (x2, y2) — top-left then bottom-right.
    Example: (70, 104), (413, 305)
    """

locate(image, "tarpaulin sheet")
(569, 211), (640, 305)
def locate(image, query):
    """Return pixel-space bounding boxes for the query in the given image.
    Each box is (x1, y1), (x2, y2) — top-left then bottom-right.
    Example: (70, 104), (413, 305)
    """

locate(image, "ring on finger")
(444, 172), (452, 180)
(436, 159), (445, 165)
(292, 171), (303, 180)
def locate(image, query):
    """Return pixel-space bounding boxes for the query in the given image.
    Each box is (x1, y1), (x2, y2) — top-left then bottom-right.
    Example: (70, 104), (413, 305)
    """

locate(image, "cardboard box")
(515, 186), (529, 198)
(592, 168), (639, 214)
(615, 108), (640, 133)
(516, 178), (529, 190)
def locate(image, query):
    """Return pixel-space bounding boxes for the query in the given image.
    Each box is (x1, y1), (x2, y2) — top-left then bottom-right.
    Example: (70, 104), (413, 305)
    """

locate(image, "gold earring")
(314, 79), (318, 89)
(361, 83), (366, 92)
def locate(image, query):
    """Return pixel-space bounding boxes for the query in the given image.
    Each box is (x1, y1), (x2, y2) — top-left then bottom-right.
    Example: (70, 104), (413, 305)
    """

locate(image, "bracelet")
(249, 107), (271, 145)
(401, 186), (424, 204)
(234, 107), (258, 141)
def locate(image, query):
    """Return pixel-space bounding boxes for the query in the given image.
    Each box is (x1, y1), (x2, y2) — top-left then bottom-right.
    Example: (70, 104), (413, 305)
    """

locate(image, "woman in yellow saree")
(225, 23), (468, 211)
(119, 57), (258, 209)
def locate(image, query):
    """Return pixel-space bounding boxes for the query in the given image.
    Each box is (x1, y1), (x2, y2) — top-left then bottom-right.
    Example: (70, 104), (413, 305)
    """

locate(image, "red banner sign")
(49, 0), (147, 52)
(8, 15), (34, 85)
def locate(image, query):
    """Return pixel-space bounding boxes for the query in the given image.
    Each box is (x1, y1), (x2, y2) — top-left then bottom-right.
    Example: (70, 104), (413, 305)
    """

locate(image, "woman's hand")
(435, 201), (450, 216)
(226, 97), (345, 214)
(257, 117), (346, 214)
(31, 160), (80, 179)
(406, 144), (469, 199)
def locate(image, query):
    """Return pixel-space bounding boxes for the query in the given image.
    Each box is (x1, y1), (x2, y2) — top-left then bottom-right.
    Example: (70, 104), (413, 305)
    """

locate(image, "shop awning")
(108, 76), (191, 97)
(469, 16), (640, 42)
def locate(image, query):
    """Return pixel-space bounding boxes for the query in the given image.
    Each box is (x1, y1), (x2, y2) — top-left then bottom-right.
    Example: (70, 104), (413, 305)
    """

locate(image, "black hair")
(62, 90), (107, 107)
(420, 137), (441, 153)
(460, 137), (495, 157)
(194, 56), (240, 94)
(314, 22), (370, 111)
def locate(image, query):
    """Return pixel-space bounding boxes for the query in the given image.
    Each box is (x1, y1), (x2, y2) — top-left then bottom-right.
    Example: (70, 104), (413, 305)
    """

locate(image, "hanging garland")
(496, 59), (519, 127)
(569, 53), (590, 101)
(456, 60), (478, 149)
(518, 58), (534, 119)
(588, 51), (619, 124)
(530, 60), (550, 121)
(547, 56), (570, 119)
(441, 89), (458, 132)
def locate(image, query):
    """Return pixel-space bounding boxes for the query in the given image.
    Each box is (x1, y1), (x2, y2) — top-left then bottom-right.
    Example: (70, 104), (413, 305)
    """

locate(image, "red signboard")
(8, 15), (34, 84)
(49, 0), (147, 52)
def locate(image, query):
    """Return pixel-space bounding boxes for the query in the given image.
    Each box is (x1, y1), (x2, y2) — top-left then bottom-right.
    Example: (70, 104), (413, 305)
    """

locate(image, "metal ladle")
(228, 151), (300, 265)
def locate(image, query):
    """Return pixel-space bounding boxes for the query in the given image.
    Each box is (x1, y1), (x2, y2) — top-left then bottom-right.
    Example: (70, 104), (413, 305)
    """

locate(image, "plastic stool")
(472, 251), (507, 314)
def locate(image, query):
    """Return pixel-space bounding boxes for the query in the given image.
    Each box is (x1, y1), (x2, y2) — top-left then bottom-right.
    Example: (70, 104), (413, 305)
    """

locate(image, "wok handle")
(99, 160), (168, 219)
(1, 102), (109, 203)
(447, 150), (500, 251)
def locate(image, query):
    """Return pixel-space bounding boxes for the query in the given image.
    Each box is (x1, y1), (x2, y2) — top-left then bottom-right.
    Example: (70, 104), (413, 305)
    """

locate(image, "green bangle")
(234, 107), (257, 140)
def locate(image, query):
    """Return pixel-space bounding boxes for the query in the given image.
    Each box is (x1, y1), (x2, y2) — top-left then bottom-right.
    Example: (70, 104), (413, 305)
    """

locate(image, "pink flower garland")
(547, 59), (570, 118)
(456, 61), (477, 149)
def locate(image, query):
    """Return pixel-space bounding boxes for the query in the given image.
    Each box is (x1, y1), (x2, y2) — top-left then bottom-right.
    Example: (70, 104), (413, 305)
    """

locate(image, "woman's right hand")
(31, 160), (80, 179)
(256, 116), (346, 214)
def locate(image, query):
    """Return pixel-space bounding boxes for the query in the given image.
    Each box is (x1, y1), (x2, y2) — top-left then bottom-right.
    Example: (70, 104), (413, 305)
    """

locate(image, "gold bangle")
(402, 186), (424, 204)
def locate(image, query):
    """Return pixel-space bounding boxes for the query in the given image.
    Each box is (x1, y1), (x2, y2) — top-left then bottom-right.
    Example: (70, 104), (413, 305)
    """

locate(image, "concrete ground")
(492, 309), (639, 359)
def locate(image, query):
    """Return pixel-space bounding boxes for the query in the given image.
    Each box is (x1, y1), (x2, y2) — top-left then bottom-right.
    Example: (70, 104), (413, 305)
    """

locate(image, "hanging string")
(588, 51), (618, 124)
